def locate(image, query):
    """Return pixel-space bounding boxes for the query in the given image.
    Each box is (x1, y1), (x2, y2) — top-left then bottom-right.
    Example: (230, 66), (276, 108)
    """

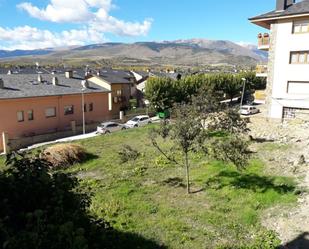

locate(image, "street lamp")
(240, 78), (246, 107)
(81, 83), (86, 135)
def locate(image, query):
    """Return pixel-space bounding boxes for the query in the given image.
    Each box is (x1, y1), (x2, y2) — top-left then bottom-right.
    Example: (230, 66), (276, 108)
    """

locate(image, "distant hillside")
(0, 49), (53, 58)
(0, 39), (267, 67)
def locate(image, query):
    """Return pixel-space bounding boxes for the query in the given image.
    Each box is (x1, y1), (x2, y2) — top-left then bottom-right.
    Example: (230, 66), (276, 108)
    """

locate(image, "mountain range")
(0, 39), (267, 67)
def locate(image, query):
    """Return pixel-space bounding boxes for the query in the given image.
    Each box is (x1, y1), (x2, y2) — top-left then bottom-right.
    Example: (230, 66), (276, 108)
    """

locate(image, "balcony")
(257, 33), (270, 50)
(256, 64), (268, 77)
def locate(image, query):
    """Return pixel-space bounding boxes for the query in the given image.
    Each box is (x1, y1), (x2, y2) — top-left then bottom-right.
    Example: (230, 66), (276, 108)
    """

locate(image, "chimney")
(38, 74), (43, 83)
(52, 76), (59, 86)
(0, 78), (4, 89)
(81, 80), (89, 89)
(276, 0), (294, 12)
(65, 70), (73, 79)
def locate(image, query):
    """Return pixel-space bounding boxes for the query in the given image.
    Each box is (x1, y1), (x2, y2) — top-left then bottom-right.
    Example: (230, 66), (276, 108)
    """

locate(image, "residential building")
(0, 71), (111, 152)
(131, 71), (149, 107)
(87, 69), (136, 116)
(250, 0), (309, 121)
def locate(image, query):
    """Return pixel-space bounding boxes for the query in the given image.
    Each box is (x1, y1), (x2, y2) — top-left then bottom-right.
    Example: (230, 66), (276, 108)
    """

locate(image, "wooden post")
(2, 132), (10, 155)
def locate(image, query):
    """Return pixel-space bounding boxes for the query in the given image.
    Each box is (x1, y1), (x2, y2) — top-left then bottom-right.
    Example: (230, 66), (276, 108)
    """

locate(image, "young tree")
(151, 103), (203, 194)
(151, 91), (249, 194)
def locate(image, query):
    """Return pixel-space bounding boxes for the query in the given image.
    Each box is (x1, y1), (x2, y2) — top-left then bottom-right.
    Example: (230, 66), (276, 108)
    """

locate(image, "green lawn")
(0, 126), (297, 248)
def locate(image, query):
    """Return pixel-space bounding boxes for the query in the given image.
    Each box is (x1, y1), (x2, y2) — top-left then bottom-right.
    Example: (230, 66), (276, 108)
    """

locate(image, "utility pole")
(240, 78), (246, 107)
(81, 87), (86, 134)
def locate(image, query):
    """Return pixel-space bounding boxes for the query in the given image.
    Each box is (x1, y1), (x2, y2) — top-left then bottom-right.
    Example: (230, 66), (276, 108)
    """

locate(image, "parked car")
(240, 105), (260, 115)
(125, 115), (152, 128)
(97, 122), (126, 134)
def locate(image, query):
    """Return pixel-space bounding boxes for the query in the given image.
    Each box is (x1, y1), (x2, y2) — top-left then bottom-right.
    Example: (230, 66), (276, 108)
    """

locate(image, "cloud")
(0, 0), (152, 50)
(0, 26), (106, 50)
(17, 0), (152, 36)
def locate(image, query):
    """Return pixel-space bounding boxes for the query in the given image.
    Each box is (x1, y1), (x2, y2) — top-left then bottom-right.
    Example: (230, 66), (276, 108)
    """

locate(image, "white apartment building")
(250, 0), (309, 121)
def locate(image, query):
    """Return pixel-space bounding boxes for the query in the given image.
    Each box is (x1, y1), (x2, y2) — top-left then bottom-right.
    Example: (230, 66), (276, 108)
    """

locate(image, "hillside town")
(0, 0), (308, 249)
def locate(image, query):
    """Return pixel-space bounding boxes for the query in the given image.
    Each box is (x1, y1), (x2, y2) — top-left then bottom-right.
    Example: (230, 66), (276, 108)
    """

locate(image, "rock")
(298, 155), (306, 165)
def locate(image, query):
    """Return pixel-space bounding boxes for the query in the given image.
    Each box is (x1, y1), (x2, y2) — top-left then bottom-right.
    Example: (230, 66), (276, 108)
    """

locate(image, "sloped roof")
(250, 0), (309, 21)
(0, 74), (109, 100)
(96, 69), (135, 84)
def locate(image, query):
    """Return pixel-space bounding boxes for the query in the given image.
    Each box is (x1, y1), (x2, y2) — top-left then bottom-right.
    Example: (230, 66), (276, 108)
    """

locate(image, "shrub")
(41, 143), (87, 168)
(118, 145), (140, 163)
(0, 152), (165, 249)
(209, 135), (250, 170)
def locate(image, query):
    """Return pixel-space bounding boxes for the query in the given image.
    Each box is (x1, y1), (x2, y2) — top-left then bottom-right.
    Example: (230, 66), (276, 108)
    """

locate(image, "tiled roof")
(0, 74), (109, 100)
(95, 69), (135, 84)
(0, 67), (88, 77)
(250, 0), (309, 21)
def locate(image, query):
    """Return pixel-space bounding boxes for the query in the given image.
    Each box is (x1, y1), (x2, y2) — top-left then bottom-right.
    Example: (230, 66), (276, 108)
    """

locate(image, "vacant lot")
(0, 125), (298, 248)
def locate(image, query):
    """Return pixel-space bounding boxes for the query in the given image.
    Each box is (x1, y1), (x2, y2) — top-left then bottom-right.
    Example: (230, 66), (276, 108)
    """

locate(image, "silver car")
(97, 122), (126, 134)
(125, 115), (152, 128)
(240, 105), (260, 115)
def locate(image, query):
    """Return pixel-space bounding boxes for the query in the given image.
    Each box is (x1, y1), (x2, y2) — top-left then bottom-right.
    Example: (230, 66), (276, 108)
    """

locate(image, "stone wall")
(265, 22), (278, 119)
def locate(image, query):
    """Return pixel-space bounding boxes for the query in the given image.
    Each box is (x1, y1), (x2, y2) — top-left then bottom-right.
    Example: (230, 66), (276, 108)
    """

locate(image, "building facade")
(88, 69), (136, 116)
(0, 72), (111, 152)
(250, 0), (309, 121)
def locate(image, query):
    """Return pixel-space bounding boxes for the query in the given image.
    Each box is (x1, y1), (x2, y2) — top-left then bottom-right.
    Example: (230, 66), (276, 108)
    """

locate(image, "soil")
(247, 104), (309, 248)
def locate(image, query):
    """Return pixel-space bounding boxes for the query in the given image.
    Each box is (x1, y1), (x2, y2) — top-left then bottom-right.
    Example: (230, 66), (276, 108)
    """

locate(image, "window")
(28, 110), (34, 121)
(290, 51), (309, 64)
(293, 21), (309, 34)
(89, 103), (94, 112)
(291, 52), (299, 64)
(84, 104), (87, 112)
(107, 123), (118, 128)
(45, 107), (56, 118)
(299, 52), (306, 63)
(64, 105), (74, 115)
(116, 90), (122, 96)
(17, 111), (24, 122)
(287, 81), (309, 94)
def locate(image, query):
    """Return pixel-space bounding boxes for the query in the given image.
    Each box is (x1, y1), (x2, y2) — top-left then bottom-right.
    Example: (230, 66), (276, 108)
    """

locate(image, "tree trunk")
(185, 152), (190, 194)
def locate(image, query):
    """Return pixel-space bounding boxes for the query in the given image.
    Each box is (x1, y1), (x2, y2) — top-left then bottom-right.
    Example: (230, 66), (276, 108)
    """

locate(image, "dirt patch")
(247, 107), (309, 246)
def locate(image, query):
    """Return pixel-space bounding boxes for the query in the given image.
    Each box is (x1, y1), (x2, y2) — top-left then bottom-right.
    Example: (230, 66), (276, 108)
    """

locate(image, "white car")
(97, 122), (126, 134)
(240, 105), (260, 115)
(125, 115), (152, 128)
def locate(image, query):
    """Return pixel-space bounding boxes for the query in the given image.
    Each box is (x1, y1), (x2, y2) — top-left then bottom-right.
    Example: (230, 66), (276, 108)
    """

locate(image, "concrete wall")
(269, 18), (309, 119)
(8, 123), (98, 151)
(0, 92), (111, 152)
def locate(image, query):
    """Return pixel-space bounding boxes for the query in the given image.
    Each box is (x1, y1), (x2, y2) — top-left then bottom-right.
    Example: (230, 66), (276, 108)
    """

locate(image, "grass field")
(0, 125), (297, 248)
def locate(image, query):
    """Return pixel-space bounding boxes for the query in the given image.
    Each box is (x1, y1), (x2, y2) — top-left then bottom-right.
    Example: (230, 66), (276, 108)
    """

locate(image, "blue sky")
(0, 0), (274, 50)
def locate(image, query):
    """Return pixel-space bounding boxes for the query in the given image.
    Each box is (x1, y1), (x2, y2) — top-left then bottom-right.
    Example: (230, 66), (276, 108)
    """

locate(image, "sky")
(0, 0), (276, 50)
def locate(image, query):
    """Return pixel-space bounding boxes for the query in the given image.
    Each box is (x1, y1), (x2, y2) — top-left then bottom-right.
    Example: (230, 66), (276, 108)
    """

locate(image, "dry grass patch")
(42, 143), (87, 169)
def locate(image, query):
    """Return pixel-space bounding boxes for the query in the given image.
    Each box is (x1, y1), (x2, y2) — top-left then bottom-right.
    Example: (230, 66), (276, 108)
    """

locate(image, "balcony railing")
(256, 64), (268, 77)
(257, 33), (270, 50)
